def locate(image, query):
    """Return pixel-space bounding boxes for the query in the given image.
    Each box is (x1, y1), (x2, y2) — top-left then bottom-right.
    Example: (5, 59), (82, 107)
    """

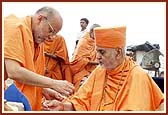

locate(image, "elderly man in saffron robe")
(4, 6), (74, 111)
(43, 26), (164, 111)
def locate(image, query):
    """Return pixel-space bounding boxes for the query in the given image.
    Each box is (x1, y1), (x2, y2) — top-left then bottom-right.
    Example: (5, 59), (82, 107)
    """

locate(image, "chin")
(100, 64), (105, 68)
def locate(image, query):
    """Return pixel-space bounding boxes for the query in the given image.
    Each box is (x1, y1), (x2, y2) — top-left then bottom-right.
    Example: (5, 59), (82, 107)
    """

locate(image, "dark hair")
(80, 18), (89, 25)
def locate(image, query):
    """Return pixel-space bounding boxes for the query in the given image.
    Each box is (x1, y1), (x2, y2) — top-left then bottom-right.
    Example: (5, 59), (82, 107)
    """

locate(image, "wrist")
(50, 79), (57, 89)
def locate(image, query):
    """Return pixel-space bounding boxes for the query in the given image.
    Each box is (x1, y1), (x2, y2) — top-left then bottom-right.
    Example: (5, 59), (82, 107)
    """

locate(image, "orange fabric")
(70, 56), (164, 111)
(4, 15), (45, 111)
(70, 33), (98, 91)
(44, 35), (72, 82)
(94, 26), (126, 48)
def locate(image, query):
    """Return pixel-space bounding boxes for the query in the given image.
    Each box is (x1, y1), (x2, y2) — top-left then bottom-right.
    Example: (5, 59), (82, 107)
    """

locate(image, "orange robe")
(70, 32), (98, 91)
(70, 56), (164, 111)
(4, 15), (45, 110)
(44, 35), (72, 82)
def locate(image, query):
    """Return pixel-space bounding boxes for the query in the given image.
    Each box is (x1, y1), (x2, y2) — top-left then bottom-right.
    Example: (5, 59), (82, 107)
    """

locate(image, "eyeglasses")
(43, 17), (57, 37)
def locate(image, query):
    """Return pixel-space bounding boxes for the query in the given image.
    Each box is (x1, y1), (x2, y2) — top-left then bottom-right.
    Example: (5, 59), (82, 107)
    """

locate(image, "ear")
(36, 14), (43, 23)
(116, 48), (122, 59)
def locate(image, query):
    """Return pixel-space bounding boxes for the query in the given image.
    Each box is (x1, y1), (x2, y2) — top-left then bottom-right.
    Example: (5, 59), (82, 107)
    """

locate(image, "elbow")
(6, 66), (17, 79)
(7, 66), (21, 80)
(5, 59), (23, 80)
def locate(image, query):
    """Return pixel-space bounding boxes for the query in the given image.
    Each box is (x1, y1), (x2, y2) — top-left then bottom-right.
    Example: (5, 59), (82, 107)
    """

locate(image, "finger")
(58, 93), (65, 100)
(47, 100), (60, 107)
(61, 91), (70, 97)
(42, 100), (50, 107)
(68, 82), (75, 89)
(65, 88), (74, 95)
(42, 107), (50, 111)
(42, 102), (48, 108)
(65, 84), (74, 94)
(54, 93), (64, 101)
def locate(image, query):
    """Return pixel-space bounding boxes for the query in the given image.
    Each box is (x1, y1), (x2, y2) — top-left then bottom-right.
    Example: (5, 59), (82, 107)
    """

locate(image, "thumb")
(47, 100), (60, 107)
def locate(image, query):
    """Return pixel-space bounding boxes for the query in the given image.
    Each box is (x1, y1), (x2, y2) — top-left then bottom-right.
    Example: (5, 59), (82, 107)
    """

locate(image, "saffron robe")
(44, 35), (72, 82)
(70, 33), (98, 91)
(70, 57), (164, 111)
(4, 15), (45, 110)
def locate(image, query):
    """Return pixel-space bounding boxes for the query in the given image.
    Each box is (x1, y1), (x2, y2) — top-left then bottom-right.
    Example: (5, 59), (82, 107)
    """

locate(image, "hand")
(42, 88), (64, 101)
(42, 100), (64, 111)
(52, 80), (74, 97)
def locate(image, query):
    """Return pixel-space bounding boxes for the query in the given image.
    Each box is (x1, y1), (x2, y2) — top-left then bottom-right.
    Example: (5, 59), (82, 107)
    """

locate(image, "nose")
(97, 53), (102, 61)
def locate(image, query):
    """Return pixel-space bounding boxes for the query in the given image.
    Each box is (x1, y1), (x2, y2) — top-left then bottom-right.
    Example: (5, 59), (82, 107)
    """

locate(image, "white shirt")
(76, 29), (88, 41)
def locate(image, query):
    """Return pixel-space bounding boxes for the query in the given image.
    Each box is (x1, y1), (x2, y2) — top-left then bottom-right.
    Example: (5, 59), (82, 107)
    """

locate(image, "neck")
(81, 28), (86, 31)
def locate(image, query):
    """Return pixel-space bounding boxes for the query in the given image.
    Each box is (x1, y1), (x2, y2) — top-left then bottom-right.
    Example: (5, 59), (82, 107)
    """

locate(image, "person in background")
(42, 26), (164, 111)
(4, 6), (74, 111)
(70, 24), (100, 92)
(44, 34), (72, 82)
(74, 18), (89, 49)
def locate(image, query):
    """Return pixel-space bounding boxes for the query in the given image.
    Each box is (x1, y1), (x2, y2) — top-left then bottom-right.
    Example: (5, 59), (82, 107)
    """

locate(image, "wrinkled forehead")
(96, 46), (114, 51)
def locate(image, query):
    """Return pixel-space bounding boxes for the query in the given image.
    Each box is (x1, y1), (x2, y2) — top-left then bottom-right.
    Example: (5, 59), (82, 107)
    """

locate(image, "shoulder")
(5, 15), (23, 27)
(5, 15), (30, 34)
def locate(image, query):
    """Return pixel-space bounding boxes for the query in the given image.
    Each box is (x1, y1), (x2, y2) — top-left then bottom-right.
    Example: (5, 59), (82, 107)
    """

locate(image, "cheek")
(104, 55), (114, 66)
(38, 24), (48, 35)
(102, 57), (110, 65)
(35, 26), (42, 35)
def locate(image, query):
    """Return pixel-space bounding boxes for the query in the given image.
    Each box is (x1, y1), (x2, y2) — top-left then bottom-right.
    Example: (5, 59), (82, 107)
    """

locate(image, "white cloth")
(76, 29), (88, 41)
(5, 101), (24, 111)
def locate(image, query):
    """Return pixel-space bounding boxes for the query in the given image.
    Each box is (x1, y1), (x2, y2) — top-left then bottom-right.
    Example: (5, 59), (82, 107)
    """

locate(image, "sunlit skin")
(80, 20), (88, 31)
(32, 16), (57, 44)
(96, 46), (125, 70)
(32, 12), (62, 44)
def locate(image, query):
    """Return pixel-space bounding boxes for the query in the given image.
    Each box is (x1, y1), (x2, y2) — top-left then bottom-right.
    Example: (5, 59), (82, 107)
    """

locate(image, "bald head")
(90, 24), (101, 31)
(35, 6), (63, 33)
(32, 6), (63, 44)
(89, 24), (101, 39)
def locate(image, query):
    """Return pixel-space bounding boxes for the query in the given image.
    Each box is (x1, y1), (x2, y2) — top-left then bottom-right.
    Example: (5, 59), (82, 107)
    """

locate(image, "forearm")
(11, 66), (55, 88)
(5, 59), (74, 96)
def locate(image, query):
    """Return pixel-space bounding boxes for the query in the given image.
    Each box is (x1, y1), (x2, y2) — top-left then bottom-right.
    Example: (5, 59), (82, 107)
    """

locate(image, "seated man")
(70, 24), (100, 92)
(42, 26), (164, 111)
